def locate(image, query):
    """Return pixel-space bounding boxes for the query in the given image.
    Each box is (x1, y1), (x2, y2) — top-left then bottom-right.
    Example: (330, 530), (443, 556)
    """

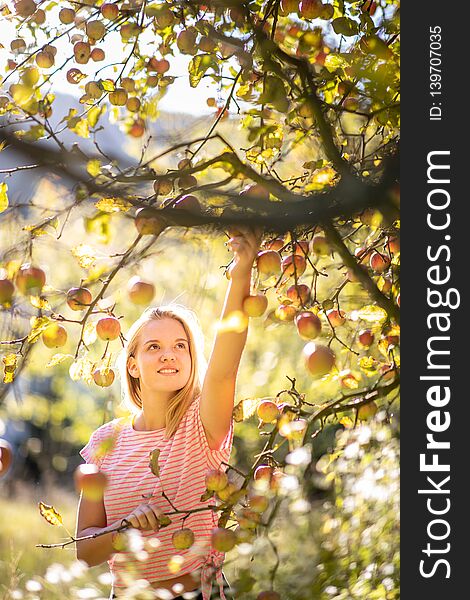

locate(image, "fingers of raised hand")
(128, 505), (161, 531)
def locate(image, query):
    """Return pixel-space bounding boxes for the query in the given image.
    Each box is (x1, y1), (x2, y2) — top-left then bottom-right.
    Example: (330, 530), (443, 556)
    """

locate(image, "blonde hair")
(116, 304), (207, 439)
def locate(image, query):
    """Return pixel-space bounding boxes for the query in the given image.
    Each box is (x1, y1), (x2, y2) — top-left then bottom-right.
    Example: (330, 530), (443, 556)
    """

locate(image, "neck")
(133, 388), (173, 431)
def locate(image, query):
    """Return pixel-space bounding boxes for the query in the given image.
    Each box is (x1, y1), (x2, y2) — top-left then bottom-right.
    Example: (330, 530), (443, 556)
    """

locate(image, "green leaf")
(0, 182), (8, 213)
(188, 54), (218, 88)
(87, 105), (104, 128)
(149, 447), (161, 477)
(100, 79), (115, 92)
(332, 17), (359, 37)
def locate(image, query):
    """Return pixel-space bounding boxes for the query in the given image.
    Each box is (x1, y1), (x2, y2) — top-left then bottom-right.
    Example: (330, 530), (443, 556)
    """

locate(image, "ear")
(127, 356), (139, 378)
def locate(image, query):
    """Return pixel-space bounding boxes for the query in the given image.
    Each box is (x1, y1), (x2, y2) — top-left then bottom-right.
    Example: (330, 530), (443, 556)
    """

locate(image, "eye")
(176, 342), (186, 349)
(149, 343), (160, 350)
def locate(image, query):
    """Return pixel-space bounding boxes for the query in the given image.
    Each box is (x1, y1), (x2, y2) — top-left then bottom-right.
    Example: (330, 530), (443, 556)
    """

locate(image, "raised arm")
(200, 227), (262, 450)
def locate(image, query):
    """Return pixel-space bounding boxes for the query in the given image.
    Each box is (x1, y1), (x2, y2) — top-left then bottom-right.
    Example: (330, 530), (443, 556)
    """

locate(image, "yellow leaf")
(28, 316), (51, 343)
(87, 105), (104, 128)
(46, 353), (73, 368)
(72, 244), (96, 269)
(29, 296), (51, 310)
(83, 321), (97, 346)
(0, 182), (8, 213)
(69, 118), (89, 138)
(356, 305), (388, 323)
(339, 416), (354, 428)
(3, 353), (18, 384)
(94, 197), (132, 213)
(233, 397), (274, 422)
(87, 159), (101, 177)
(359, 356), (379, 375)
(38, 502), (63, 527)
(69, 357), (94, 383)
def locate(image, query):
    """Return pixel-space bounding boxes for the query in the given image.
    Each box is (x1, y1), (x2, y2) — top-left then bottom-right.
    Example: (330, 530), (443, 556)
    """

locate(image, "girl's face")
(127, 318), (192, 398)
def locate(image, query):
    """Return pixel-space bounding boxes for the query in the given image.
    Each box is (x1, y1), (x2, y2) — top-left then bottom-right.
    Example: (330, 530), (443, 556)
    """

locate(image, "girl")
(75, 227), (262, 600)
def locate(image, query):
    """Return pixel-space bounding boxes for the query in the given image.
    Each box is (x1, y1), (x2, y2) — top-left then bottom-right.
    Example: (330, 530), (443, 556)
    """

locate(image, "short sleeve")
(79, 421), (118, 469)
(190, 395), (234, 471)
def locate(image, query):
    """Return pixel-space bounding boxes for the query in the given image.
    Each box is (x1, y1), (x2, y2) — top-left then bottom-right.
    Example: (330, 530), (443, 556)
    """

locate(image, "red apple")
(281, 255), (306, 278)
(293, 240), (309, 256)
(153, 179), (173, 196)
(286, 283), (310, 306)
(127, 276), (155, 305)
(42, 323), (67, 348)
(387, 236), (400, 255)
(135, 207), (166, 235)
(309, 235), (330, 256)
(205, 468), (228, 492)
(15, 0), (36, 18)
(257, 400), (280, 423)
(253, 465), (282, 491)
(326, 309), (346, 327)
(239, 183), (270, 201)
(15, 264), (46, 295)
(243, 294), (268, 317)
(90, 48), (105, 62)
(74, 464), (108, 501)
(211, 527), (236, 552)
(303, 342), (336, 377)
(172, 528), (195, 550)
(92, 367), (115, 387)
(256, 250), (281, 277)
(148, 58), (170, 74)
(299, 0), (322, 19)
(66, 287), (92, 311)
(0, 277), (14, 305)
(295, 311), (321, 339)
(358, 329), (374, 348)
(369, 251), (391, 273)
(0, 439), (13, 479)
(266, 238), (284, 252)
(174, 194), (201, 212)
(96, 316), (121, 341)
(217, 482), (246, 503)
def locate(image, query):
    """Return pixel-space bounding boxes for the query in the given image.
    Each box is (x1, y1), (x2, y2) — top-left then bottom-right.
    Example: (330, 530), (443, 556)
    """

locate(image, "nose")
(160, 352), (176, 362)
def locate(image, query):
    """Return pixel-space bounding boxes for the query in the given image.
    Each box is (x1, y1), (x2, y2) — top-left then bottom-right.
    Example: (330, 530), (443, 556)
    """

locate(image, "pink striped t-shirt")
(79, 393), (234, 599)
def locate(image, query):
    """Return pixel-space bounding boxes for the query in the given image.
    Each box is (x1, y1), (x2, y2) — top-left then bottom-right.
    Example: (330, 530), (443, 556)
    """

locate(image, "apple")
(358, 329), (374, 348)
(31, 8), (45, 23)
(172, 528), (195, 550)
(237, 507), (261, 530)
(280, 0), (299, 14)
(286, 283), (310, 306)
(205, 468), (228, 492)
(15, 264), (45, 294)
(109, 88), (128, 106)
(96, 316), (121, 341)
(153, 179), (173, 196)
(36, 50), (54, 69)
(266, 238), (284, 252)
(326, 309), (346, 327)
(74, 41), (91, 64)
(257, 400), (280, 423)
(211, 527), (236, 552)
(239, 183), (270, 201)
(354, 246), (374, 263)
(129, 119), (145, 138)
(369, 251), (391, 273)
(126, 97), (141, 112)
(93, 367), (115, 387)
(178, 174), (198, 189)
(42, 323), (67, 348)
(281, 254), (306, 277)
(303, 342), (336, 377)
(101, 3), (119, 19)
(293, 240), (309, 256)
(177, 28), (197, 54)
(86, 20), (105, 41)
(257, 592), (281, 600)
(360, 207), (383, 227)
(90, 48), (105, 62)
(174, 194), (201, 212)
(59, 7), (75, 23)
(248, 493), (269, 514)
(387, 236), (400, 255)
(0, 277), (14, 305)
(243, 294), (268, 318)
(256, 250), (281, 277)
(178, 158), (192, 170)
(121, 77), (135, 92)
(15, 0), (36, 18)
(148, 57), (170, 74)
(253, 465), (283, 492)
(275, 304), (297, 322)
(357, 401), (378, 420)
(235, 526), (255, 544)
(299, 0), (322, 19)
(66, 287), (92, 311)
(127, 276), (155, 305)
(295, 311), (321, 339)
(156, 7), (174, 28)
(10, 38), (26, 52)
(0, 439), (13, 479)
(217, 482), (245, 503)
(120, 23), (140, 40)
(309, 235), (330, 256)
(135, 207), (166, 235)
(74, 464), (108, 501)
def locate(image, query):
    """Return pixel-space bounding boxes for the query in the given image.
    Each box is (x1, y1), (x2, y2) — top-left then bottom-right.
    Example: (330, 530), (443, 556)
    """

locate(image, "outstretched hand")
(225, 226), (263, 280)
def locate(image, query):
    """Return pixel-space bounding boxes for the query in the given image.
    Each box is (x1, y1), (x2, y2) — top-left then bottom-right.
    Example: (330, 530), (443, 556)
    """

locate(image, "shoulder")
(80, 416), (129, 466)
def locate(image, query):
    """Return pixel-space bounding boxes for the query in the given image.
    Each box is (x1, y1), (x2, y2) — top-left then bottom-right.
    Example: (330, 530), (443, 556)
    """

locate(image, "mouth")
(158, 368), (179, 375)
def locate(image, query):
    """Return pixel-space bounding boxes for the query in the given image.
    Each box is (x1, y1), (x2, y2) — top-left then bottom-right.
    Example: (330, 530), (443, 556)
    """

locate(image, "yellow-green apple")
(256, 250), (281, 277)
(0, 439), (13, 479)
(309, 235), (330, 256)
(357, 401), (378, 420)
(15, 264), (45, 294)
(257, 400), (280, 423)
(0, 277), (14, 305)
(74, 464), (108, 501)
(172, 528), (195, 550)
(205, 468), (228, 492)
(211, 527), (236, 552)
(96, 316), (121, 341)
(280, 0), (299, 14)
(59, 7), (75, 23)
(303, 342), (335, 377)
(66, 287), (92, 310)
(126, 97), (141, 112)
(101, 3), (118, 19)
(42, 323), (67, 348)
(93, 367), (115, 387)
(275, 304), (297, 322)
(86, 20), (105, 41)
(242, 294), (268, 317)
(109, 88), (128, 105)
(248, 493), (269, 514)
(294, 311), (321, 339)
(134, 207), (166, 235)
(36, 50), (54, 68)
(217, 482), (245, 503)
